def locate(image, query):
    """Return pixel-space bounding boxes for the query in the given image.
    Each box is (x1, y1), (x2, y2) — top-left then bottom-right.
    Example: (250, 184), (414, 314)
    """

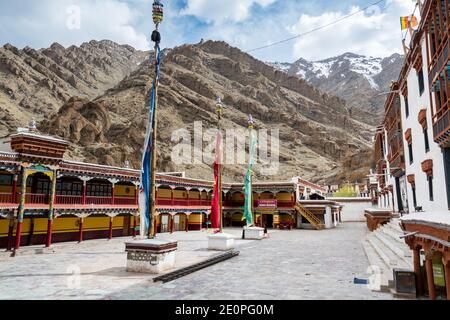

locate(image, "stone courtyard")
(0, 222), (396, 300)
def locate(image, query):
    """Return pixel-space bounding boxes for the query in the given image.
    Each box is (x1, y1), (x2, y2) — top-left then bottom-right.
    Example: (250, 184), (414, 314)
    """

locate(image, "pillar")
(425, 257), (437, 300)
(46, 170), (57, 248)
(170, 215), (174, 233)
(186, 190), (190, 206)
(171, 188), (174, 206)
(413, 247), (424, 296)
(443, 261), (450, 300)
(111, 183), (116, 205)
(14, 167), (27, 251)
(78, 218), (84, 243)
(82, 181), (87, 205)
(154, 215), (158, 235)
(108, 217), (113, 240)
(185, 214), (189, 232)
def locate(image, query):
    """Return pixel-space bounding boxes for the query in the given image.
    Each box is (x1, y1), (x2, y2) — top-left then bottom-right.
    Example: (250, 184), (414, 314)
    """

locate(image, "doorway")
(262, 214), (273, 228)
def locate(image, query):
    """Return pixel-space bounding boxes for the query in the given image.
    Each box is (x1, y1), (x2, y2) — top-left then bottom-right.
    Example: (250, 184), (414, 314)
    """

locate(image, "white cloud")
(181, 0), (276, 24)
(288, 0), (417, 60)
(0, 0), (150, 50)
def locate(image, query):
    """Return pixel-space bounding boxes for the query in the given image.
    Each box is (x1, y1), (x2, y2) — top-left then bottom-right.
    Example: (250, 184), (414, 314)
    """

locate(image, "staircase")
(294, 203), (324, 230)
(362, 219), (413, 292)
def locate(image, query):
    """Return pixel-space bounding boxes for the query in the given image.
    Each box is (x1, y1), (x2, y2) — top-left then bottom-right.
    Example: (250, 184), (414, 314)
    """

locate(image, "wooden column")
(171, 188), (174, 206)
(413, 247), (424, 296)
(82, 181), (87, 205)
(186, 189), (190, 206)
(154, 215), (158, 235)
(111, 183), (116, 205)
(78, 218), (84, 243)
(444, 262), (450, 300)
(185, 214), (189, 232)
(108, 217), (113, 240)
(14, 167), (27, 251)
(425, 257), (437, 300)
(46, 170), (57, 248)
(170, 215), (174, 234)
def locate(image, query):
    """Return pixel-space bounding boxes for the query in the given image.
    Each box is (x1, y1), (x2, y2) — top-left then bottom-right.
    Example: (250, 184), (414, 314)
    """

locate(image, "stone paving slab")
(0, 224), (397, 300)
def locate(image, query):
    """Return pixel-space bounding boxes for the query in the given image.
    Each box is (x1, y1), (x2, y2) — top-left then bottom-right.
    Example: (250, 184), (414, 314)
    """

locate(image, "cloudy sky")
(0, 0), (417, 62)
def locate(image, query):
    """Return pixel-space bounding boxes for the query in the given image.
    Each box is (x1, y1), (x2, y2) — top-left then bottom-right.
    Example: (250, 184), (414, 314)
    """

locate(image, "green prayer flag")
(243, 129), (257, 226)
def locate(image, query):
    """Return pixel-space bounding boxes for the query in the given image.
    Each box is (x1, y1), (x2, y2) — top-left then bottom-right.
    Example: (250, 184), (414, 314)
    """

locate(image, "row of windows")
(410, 175), (434, 211)
(407, 128), (431, 165)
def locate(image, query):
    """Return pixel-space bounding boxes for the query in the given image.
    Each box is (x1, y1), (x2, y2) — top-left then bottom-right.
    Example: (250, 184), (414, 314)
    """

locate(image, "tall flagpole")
(148, 1), (164, 239)
(216, 97), (224, 233)
(248, 115), (256, 227)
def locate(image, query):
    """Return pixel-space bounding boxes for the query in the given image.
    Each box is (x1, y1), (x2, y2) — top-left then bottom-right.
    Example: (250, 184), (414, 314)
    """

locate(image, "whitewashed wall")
(399, 35), (449, 212)
(330, 198), (373, 222)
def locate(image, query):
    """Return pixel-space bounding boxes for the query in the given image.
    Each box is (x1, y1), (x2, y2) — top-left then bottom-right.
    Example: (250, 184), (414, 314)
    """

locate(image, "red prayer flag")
(210, 131), (222, 229)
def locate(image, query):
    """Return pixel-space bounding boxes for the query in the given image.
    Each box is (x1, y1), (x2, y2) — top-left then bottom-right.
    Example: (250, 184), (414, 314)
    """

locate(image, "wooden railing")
(294, 203), (324, 230)
(85, 196), (113, 206)
(156, 199), (210, 206)
(25, 193), (49, 204)
(56, 195), (83, 205)
(0, 193), (14, 204)
(433, 107), (450, 145)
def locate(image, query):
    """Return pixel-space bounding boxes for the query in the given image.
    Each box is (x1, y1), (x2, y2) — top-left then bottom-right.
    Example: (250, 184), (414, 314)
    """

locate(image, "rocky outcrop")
(3, 40), (375, 184)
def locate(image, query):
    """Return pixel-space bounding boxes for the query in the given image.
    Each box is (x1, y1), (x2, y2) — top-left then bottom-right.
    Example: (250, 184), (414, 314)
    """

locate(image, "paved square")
(0, 223), (395, 300)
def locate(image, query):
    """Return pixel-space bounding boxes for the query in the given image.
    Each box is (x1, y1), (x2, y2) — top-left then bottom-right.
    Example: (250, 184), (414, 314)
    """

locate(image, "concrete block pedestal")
(243, 226), (265, 240)
(125, 239), (177, 274)
(208, 233), (235, 251)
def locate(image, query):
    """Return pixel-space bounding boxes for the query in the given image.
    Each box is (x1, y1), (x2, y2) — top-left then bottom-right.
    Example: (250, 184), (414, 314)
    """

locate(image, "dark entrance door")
(395, 177), (404, 212)
(444, 148), (450, 209)
(263, 214), (273, 228)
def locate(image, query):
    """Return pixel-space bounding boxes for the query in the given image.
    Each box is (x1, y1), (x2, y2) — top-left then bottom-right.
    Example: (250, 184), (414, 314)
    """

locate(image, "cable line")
(246, 0), (387, 53)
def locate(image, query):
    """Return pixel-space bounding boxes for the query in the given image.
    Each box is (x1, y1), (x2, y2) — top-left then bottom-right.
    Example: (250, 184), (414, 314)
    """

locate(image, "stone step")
(362, 239), (390, 290)
(374, 230), (413, 267)
(378, 227), (412, 258)
(367, 235), (404, 269)
(387, 220), (403, 232)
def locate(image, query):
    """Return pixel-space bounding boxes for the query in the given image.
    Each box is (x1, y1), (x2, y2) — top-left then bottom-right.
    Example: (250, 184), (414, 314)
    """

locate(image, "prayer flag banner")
(400, 15), (418, 30)
(210, 130), (222, 229)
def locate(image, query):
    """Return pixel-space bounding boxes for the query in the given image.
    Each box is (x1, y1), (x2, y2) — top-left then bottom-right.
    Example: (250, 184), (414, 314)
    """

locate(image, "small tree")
(333, 184), (358, 197)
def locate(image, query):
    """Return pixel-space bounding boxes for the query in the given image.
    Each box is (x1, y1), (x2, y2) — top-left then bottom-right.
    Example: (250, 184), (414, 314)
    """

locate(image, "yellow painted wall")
(189, 191), (200, 199)
(232, 213), (243, 222)
(174, 190), (187, 199)
(277, 193), (292, 201)
(0, 185), (13, 193)
(158, 188), (172, 198)
(114, 185), (136, 197)
(188, 213), (202, 224)
(260, 193), (275, 199)
(0, 219), (10, 237)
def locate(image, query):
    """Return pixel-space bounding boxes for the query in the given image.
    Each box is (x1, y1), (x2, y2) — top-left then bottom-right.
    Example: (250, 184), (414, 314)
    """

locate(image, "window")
(424, 128), (430, 152)
(404, 96), (409, 118)
(408, 143), (414, 164)
(428, 176), (434, 201)
(412, 187), (417, 209)
(418, 69), (425, 96)
(0, 174), (12, 186)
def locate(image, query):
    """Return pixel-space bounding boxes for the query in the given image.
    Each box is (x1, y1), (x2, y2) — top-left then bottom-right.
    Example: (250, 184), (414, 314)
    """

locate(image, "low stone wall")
(329, 197), (373, 222)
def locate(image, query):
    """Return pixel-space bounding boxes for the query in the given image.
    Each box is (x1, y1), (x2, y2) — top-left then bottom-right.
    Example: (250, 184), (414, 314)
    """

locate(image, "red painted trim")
(45, 219), (53, 247)
(14, 221), (23, 250)
(108, 218), (113, 240)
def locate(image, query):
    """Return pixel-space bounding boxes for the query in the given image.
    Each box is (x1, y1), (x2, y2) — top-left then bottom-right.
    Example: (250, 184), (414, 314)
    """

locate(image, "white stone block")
(243, 226), (265, 240)
(125, 239), (177, 274)
(208, 233), (235, 251)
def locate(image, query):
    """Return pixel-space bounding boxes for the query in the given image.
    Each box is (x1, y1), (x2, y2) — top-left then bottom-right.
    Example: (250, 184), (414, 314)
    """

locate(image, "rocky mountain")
(268, 52), (404, 124)
(0, 40), (375, 184)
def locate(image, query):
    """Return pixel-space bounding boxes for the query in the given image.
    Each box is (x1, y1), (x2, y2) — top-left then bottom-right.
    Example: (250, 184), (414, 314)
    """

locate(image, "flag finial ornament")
(152, 0), (164, 25)
(248, 114), (254, 129)
(216, 97), (223, 119)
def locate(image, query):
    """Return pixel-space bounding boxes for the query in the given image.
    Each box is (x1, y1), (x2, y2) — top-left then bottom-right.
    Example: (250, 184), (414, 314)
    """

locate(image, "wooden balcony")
(433, 108), (450, 147)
